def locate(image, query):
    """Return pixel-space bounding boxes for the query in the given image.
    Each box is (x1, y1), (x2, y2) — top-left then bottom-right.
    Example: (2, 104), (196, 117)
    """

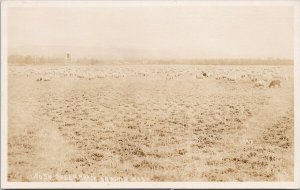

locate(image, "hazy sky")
(7, 6), (294, 59)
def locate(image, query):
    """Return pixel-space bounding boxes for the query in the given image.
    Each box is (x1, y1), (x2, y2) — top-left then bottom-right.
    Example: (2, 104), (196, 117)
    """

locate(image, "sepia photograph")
(1, 0), (300, 189)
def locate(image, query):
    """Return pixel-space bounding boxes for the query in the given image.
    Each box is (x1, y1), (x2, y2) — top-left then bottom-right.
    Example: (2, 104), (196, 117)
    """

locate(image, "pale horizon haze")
(7, 6), (294, 59)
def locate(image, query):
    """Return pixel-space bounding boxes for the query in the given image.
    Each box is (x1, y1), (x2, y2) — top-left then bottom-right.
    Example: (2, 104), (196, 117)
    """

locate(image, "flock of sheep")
(9, 65), (292, 88)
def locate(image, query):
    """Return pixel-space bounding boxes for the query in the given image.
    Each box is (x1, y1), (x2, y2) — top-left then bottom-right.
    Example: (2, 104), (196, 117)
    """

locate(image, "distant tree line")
(8, 55), (121, 65)
(8, 55), (64, 65)
(145, 58), (293, 65)
(8, 54), (293, 65)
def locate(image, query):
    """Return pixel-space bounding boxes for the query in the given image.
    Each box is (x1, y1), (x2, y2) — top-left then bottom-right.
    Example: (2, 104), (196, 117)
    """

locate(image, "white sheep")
(254, 80), (266, 88)
(195, 74), (204, 79)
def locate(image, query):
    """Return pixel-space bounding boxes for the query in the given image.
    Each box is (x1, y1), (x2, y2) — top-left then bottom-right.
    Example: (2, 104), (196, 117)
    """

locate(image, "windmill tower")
(65, 53), (71, 65)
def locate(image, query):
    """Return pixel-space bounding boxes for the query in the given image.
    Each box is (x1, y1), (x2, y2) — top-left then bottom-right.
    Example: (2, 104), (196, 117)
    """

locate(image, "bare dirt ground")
(7, 65), (294, 181)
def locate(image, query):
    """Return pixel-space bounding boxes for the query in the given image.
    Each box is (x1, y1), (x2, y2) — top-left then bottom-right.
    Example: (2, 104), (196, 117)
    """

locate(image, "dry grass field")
(8, 64), (294, 182)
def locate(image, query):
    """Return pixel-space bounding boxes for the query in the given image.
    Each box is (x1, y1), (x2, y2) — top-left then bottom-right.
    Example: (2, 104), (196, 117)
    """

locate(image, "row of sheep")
(9, 66), (194, 80)
(9, 66), (292, 88)
(196, 71), (287, 88)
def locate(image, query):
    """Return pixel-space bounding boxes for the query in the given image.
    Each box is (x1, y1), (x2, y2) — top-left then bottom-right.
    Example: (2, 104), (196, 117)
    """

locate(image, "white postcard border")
(1, 0), (300, 189)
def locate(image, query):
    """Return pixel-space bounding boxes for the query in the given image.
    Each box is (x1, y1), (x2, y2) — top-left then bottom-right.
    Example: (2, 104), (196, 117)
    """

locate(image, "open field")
(8, 64), (294, 181)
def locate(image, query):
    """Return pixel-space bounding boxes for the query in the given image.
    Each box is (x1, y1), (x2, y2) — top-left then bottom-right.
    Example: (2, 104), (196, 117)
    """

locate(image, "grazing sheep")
(196, 74), (204, 79)
(226, 76), (236, 82)
(254, 80), (266, 88)
(166, 74), (174, 80)
(268, 80), (281, 88)
(36, 77), (42, 82)
(251, 78), (258, 82)
(215, 76), (226, 80)
(43, 77), (51, 82)
(176, 73), (182, 77)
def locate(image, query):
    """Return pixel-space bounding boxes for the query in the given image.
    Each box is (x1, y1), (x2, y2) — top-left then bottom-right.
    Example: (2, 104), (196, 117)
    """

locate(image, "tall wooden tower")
(65, 53), (71, 65)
